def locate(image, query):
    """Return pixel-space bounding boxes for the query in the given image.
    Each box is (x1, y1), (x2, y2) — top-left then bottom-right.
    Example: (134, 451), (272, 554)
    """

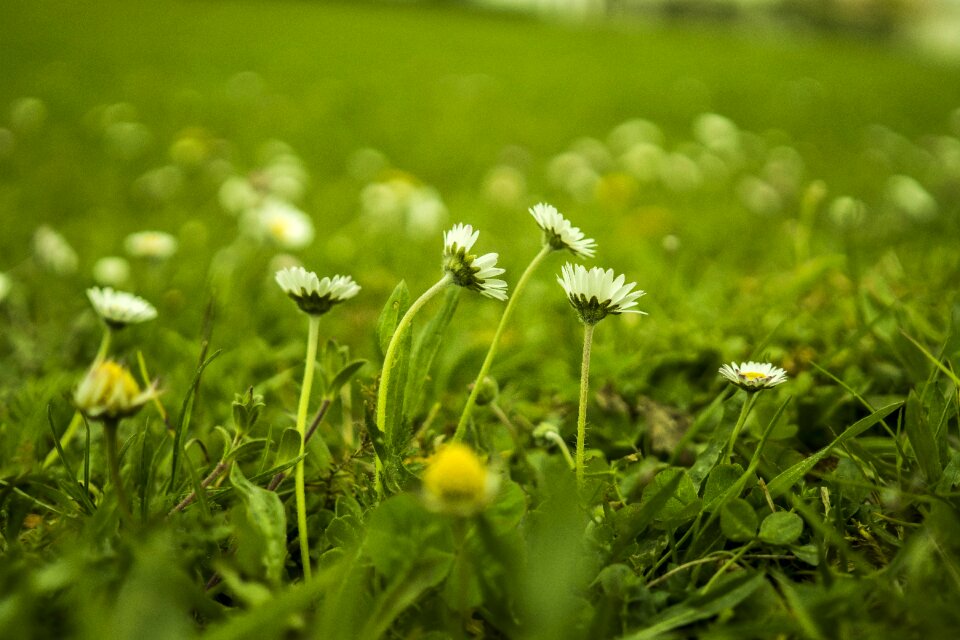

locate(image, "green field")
(2, 1), (960, 638)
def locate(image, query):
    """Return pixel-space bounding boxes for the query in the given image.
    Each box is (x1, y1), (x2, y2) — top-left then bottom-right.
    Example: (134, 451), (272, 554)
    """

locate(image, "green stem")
(374, 276), (450, 494)
(725, 393), (758, 462)
(295, 314), (321, 581)
(454, 245), (551, 442)
(576, 323), (596, 488)
(103, 418), (132, 526)
(43, 330), (114, 470)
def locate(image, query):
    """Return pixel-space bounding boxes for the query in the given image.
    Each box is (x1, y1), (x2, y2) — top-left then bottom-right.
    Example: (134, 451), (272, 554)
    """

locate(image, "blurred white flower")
(134, 165), (183, 202)
(828, 196), (867, 229)
(249, 198), (314, 250)
(886, 175), (937, 221)
(74, 360), (159, 421)
(275, 266), (360, 316)
(607, 119), (664, 155)
(406, 187), (447, 238)
(659, 153), (703, 192)
(92, 256), (131, 287)
(737, 176), (783, 216)
(719, 361), (788, 392)
(693, 113), (741, 156)
(570, 137), (614, 172)
(662, 234), (680, 253)
(619, 142), (664, 183)
(33, 226), (78, 275)
(87, 287), (157, 328)
(442, 223), (508, 301)
(557, 263), (646, 325)
(482, 165), (527, 209)
(347, 147), (389, 182)
(0, 272), (12, 303)
(10, 97), (47, 134)
(125, 231), (178, 260)
(529, 203), (596, 258)
(104, 121), (152, 161)
(218, 175), (262, 215)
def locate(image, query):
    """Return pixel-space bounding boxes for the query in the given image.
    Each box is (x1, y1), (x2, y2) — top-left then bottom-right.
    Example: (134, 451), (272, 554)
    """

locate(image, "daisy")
(422, 443), (498, 518)
(74, 359), (159, 421)
(87, 287), (157, 328)
(275, 266), (360, 316)
(34, 225), (78, 275)
(557, 263), (646, 325)
(718, 361), (788, 392)
(92, 256), (131, 287)
(529, 203), (596, 258)
(124, 230), (178, 260)
(252, 198), (314, 250)
(442, 223), (508, 300)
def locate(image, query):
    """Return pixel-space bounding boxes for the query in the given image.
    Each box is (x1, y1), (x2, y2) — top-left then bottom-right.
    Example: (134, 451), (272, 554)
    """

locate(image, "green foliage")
(2, 0), (960, 638)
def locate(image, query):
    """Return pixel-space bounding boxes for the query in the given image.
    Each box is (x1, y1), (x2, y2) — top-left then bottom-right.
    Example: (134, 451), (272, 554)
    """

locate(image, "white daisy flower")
(33, 226), (79, 275)
(442, 223), (508, 301)
(529, 202), (597, 258)
(557, 263), (646, 325)
(718, 361), (788, 392)
(275, 266), (360, 315)
(124, 230), (178, 260)
(87, 287), (157, 328)
(74, 360), (159, 421)
(252, 197), (314, 250)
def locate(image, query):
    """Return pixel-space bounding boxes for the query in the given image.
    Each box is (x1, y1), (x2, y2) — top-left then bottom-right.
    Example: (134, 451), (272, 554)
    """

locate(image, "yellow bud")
(74, 360), (156, 421)
(422, 443), (497, 517)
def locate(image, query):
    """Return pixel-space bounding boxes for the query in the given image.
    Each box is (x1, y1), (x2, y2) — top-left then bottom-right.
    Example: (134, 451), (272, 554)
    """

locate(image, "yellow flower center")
(422, 443), (490, 516)
(75, 360), (146, 420)
(740, 371), (767, 381)
(269, 218), (290, 239)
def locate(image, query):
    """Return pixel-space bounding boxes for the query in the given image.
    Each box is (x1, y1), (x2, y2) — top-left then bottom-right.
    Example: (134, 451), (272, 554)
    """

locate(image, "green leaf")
(229, 464), (287, 585)
(326, 359), (367, 399)
(721, 498), (758, 542)
(904, 391), (943, 483)
(404, 285), (460, 419)
(325, 514), (363, 548)
(702, 464), (744, 512)
(274, 428), (302, 467)
(766, 401), (902, 499)
(638, 468), (700, 529)
(618, 572), (766, 640)
(759, 511), (804, 546)
(364, 494), (453, 580)
(611, 471), (683, 559)
(376, 280), (410, 358)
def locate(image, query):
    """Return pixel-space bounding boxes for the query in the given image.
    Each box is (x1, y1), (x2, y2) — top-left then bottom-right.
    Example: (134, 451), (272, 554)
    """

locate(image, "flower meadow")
(4, 1), (960, 639)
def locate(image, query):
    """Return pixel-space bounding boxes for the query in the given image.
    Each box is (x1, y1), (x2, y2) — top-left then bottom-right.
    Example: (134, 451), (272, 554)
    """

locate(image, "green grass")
(2, 1), (960, 638)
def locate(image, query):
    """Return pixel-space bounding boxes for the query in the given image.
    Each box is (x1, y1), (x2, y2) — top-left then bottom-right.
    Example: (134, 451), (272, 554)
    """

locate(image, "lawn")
(2, 1), (960, 638)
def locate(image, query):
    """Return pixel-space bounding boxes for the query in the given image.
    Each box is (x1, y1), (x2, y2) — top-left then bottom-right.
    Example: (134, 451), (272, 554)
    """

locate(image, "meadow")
(2, 1), (960, 638)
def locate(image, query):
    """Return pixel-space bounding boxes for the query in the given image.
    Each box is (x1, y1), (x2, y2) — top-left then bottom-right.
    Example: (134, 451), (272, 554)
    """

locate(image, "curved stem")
(725, 393), (757, 462)
(576, 323), (596, 488)
(454, 245), (551, 442)
(374, 276), (450, 494)
(103, 418), (132, 526)
(43, 330), (114, 470)
(295, 314), (321, 580)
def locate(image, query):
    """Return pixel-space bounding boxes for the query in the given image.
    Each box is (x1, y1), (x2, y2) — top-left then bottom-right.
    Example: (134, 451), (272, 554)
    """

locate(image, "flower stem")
(725, 393), (758, 462)
(295, 314), (321, 580)
(576, 322), (596, 488)
(375, 276), (450, 495)
(454, 245), (551, 443)
(42, 330), (114, 470)
(103, 418), (132, 526)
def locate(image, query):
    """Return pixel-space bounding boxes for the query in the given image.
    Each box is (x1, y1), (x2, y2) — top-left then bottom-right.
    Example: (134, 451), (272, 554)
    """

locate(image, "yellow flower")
(422, 443), (497, 517)
(74, 360), (158, 421)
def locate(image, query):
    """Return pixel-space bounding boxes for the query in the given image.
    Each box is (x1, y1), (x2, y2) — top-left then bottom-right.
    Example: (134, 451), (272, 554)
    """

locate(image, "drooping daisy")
(442, 223), (508, 300)
(87, 287), (157, 328)
(74, 360), (159, 421)
(275, 266), (360, 316)
(422, 443), (498, 518)
(529, 203), (597, 258)
(557, 263), (646, 325)
(124, 230), (178, 260)
(718, 361), (788, 392)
